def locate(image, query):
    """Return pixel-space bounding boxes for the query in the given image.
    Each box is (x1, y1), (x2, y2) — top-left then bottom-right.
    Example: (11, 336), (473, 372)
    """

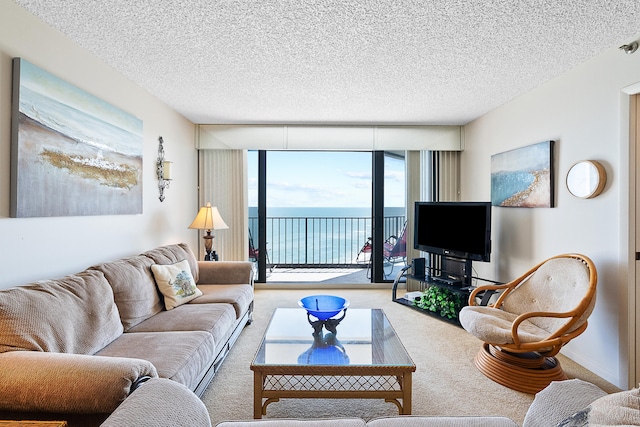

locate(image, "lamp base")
(202, 232), (218, 261)
(204, 250), (218, 261)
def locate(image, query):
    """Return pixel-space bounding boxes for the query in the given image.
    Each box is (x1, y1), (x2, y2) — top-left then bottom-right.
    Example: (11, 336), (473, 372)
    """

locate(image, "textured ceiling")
(12, 1), (640, 125)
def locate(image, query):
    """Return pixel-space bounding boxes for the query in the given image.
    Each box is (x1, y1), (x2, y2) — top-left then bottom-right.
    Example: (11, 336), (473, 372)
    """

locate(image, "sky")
(247, 151), (405, 208)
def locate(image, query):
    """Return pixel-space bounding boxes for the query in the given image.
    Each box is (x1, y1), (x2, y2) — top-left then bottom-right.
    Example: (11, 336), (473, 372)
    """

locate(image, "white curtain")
(198, 149), (248, 261)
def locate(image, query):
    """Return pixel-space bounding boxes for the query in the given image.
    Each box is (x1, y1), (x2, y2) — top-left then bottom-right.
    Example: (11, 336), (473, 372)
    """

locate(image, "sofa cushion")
(101, 378), (212, 427)
(0, 270), (123, 354)
(216, 419), (367, 427)
(90, 254), (164, 331)
(151, 259), (203, 310)
(588, 386), (640, 425)
(367, 416), (518, 426)
(127, 303), (237, 351)
(215, 418), (518, 427)
(190, 284), (253, 319)
(142, 243), (199, 283)
(522, 379), (608, 427)
(95, 331), (215, 391)
(556, 407), (591, 427)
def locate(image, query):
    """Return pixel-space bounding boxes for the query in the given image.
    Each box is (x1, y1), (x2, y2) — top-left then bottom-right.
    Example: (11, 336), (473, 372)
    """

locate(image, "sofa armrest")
(0, 351), (158, 414)
(102, 378), (211, 427)
(522, 379), (608, 427)
(197, 261), (254, 286)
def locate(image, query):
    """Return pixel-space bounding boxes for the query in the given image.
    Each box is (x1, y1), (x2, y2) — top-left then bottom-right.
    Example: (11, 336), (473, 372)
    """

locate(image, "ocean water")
(491, 171), (535, 206)
(18, 59), (142, 157)
(249, 207), (405, 264)
(251, 207), (404, 218)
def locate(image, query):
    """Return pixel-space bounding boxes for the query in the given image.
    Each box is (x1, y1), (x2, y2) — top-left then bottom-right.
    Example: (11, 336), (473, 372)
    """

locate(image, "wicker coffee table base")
(252, 368), (413, 419)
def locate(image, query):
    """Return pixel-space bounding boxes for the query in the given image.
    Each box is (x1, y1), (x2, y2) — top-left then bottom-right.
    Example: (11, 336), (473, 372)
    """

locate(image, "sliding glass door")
(248, 150), (406, 284)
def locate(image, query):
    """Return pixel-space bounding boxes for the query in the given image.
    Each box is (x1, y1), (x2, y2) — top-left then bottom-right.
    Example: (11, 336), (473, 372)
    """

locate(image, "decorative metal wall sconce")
(156, 136), (173, 202)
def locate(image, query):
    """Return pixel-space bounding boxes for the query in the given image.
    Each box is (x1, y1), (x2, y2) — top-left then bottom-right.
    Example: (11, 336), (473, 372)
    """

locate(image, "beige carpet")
(202, 289), (619, 426)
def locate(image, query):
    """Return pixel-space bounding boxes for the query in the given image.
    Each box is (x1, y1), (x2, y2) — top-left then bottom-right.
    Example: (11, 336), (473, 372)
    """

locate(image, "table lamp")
(188, 202), (229, 261)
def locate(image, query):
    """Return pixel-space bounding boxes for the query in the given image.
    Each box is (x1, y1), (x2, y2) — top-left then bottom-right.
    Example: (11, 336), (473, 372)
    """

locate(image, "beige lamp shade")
(188, 202), (229, 231)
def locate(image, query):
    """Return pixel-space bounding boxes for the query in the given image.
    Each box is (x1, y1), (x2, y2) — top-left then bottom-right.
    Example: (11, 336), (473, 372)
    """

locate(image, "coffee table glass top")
(252, 308), (414, 367)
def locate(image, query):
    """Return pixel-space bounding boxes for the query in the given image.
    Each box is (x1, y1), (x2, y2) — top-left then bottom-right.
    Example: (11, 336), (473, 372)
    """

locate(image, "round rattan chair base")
(474, 344), (568, 394)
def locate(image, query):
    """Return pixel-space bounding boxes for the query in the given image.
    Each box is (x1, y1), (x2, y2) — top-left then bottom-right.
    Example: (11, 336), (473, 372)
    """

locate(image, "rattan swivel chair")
(459, 254), (597, 394)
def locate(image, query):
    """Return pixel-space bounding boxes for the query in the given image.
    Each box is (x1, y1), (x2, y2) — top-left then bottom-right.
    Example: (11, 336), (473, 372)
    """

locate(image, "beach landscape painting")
(10, 58), (143, 217)
(491, 141), (554, 208)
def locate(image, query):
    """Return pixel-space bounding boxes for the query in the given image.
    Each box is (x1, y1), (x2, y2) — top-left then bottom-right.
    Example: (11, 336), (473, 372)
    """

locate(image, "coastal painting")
(491, 141), (554, 208)
(10, 58), (143, 217)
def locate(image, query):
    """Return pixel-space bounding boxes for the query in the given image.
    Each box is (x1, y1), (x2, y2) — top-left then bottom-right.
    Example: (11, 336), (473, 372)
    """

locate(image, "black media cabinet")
(391, 264), (498, 326)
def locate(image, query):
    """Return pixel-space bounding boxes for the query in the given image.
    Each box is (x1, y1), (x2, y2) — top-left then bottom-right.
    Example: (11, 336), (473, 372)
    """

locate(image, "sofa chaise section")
(0, 269), (158, 423)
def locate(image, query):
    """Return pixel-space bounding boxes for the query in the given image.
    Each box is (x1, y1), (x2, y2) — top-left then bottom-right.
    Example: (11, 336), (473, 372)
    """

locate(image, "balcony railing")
(249, 215), (405, 268)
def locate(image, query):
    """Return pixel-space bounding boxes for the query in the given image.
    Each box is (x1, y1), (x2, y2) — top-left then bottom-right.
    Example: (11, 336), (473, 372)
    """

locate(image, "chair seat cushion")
(459, 306), (550, 345)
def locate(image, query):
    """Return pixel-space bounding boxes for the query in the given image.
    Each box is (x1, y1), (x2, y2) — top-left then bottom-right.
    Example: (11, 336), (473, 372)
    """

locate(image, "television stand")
(391, 264), (498, 326)
(434, 255), (472, 286)
(431, 276), (463, 287)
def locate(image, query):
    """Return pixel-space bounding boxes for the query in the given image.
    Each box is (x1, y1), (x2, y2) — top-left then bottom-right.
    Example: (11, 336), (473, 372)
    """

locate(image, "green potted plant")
(414, 285), (465, 320)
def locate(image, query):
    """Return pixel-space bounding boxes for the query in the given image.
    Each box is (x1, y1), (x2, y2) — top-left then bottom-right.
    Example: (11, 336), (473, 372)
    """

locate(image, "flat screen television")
(414, 201), (491, 262)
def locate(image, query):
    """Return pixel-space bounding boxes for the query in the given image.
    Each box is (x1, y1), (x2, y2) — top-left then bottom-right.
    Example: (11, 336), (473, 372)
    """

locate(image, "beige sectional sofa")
(213, 379), (640, 427)
(0, 243), (253, 426)
(97, 377), (638, 427)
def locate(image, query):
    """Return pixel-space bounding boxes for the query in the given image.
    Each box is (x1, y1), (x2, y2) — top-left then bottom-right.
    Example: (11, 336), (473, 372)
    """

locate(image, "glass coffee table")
(250, 308), (415, 418)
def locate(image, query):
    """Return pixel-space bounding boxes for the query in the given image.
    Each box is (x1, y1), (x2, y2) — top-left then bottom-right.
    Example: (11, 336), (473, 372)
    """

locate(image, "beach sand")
(501, 169), (551, 207)
(13, 113), (142, 217)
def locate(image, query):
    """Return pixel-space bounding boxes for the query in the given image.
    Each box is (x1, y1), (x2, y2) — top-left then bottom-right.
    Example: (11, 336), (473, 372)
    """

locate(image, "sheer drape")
(429, 151), (460, 202)
(406, 151), (421, 264)
(409, 150), (460, 264)
(197, 149), (248, 261)
(419, 150), (461, 273)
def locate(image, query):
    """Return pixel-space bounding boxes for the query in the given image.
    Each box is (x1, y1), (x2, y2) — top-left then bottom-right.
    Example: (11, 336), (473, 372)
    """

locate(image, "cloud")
(354, 182), (371, 189)
(269, 181), (325, 193)
(385, 170), (404, 182)
(346, 171), (371, 180)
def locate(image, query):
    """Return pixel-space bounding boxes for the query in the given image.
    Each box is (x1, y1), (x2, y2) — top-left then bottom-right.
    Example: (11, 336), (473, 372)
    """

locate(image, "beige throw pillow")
(151, 260), (202, 310)
(588, 387), (640, 426)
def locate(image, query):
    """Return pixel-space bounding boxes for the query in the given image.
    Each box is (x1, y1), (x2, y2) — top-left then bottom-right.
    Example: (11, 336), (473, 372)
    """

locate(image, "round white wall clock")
(566, 160), (606, 199)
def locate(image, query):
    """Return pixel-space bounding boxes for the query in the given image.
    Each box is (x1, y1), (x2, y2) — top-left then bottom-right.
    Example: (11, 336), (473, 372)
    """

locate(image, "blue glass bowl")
(298, 295), (350, 320)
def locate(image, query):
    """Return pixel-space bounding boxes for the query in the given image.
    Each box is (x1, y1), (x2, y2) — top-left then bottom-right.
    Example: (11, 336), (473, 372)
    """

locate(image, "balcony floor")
(260, 261), (406, 284)
(267, 267), (367, 284)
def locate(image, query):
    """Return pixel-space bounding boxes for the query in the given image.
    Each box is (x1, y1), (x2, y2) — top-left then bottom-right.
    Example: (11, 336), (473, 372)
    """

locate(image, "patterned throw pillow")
(556, 406), (591, 427)
(151, 259), (202, 310)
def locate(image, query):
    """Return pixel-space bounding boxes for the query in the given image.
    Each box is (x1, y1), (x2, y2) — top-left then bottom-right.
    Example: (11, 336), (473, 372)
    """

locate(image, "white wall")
(0, 1), (198, 289)
(462, 39), (640, 389)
